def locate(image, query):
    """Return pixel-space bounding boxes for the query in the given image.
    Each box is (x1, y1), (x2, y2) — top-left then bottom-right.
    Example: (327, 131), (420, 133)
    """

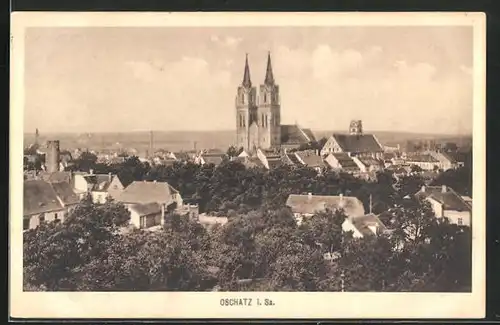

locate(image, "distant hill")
(24, 129), (472, 152)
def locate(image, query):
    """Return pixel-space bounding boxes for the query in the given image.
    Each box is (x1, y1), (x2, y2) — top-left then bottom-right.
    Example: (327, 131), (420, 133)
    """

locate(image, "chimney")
(89, 169), (94, 175)
(339, 193), (343, 201)
(441, 185), (447, 193)
(108, 172), (112, 181)
(421, 185), (426, 192)
(308, 193), (312, 200)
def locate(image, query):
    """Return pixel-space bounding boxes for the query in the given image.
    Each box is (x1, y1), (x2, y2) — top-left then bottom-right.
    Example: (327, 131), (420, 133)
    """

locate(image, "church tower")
(349, 120), (363, 135)
(235, 54), (258, 150)
(257, 52), (281, 149)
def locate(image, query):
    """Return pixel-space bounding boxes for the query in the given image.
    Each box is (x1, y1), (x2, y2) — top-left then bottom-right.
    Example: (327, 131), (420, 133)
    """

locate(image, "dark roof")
(242, 53), (252, 88)
(286, 194), (365, 217)
(264, 52), (275, 86)
(280, 125), (315, 145)
(116, 181), (179, 205)
(50, 182), (80, 206)
(416, 186), (471, 212)
(349, 213), (388, 237)
(24, 180), (64, 216)
(267, 157), (284, 168)
(331, 153), (359, 168)
(332, 134), (383, 153)
(129, 202), (162, 216)
(439, 151), (457, 164)
(286, 153), (302, 165)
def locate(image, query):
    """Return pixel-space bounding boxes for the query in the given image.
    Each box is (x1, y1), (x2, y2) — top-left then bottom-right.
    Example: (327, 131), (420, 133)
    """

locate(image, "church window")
(261, 114), (265, 127)
(243, 116), (246, 127)
(264, 93), (267, 103)
(242, 93), (245, 104)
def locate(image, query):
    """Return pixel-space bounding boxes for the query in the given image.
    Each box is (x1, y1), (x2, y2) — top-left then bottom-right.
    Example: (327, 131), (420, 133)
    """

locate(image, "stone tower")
(235, 54), (258, 151)
(257, 52), (281, 149)
(46, 140), (60, 173)
(349, 120), (363, 135)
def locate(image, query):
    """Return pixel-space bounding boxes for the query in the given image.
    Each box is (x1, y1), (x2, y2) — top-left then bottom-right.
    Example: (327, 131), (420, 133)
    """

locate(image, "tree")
(23, 200), (131, 290)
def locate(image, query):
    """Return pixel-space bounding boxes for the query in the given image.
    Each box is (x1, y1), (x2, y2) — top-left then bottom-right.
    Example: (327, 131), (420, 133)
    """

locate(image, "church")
(235, 52), (315, 151)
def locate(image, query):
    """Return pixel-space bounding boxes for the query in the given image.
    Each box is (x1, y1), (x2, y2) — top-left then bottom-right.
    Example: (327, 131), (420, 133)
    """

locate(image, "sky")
(24, 26), (473, 134)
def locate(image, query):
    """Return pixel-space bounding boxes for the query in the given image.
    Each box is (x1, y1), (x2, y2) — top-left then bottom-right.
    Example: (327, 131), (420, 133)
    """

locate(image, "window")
(39, 213), (45, 224)
(23, 218), (30, 230)
(264, 93), (267, 103)
(261, 114), (265, 127)
(458, 218), (463, 226)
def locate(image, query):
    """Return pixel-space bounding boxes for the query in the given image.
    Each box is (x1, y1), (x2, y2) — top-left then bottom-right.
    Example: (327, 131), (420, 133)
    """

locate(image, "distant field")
(24, 130), (472, 152)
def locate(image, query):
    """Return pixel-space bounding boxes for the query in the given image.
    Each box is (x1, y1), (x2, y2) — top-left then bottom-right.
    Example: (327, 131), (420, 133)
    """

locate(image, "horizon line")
(23, 129), (473, 137)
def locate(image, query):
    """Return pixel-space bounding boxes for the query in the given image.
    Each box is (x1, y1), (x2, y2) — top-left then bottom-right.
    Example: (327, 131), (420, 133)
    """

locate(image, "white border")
(10, 12), (486, 319)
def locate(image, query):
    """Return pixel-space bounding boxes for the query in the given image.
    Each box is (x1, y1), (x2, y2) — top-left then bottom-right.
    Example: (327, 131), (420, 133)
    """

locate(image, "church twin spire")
(241, 52), (275, 88)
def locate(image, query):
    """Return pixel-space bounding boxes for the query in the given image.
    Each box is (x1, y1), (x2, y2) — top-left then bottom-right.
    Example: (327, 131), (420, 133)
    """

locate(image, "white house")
(415, 185), (472, 226)
(72, 171), (125, 203)
(116, 180), (191, 229)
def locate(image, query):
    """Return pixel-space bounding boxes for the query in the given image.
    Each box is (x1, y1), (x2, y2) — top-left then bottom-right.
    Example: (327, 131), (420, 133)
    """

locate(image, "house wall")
(24, 209), (66, 230)
(320, 137), (343, 156)
(107, 176), (124, 199)
(426, 197), (444, 218)
(443, 210), (471, 227)
(341, 219), (363, 238)
(128, 209), (163, 229)
(91, 191), (108, 204)
(73, 174), (89, 193)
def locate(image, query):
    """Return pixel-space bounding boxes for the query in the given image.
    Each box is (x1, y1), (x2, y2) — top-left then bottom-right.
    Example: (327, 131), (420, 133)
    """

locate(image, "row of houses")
(285, 184), (472, 240)
(23, 170), (200, 232)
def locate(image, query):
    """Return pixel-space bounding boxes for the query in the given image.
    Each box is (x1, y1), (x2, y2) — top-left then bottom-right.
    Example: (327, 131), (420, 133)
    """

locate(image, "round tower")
(46, 140), (60, 173)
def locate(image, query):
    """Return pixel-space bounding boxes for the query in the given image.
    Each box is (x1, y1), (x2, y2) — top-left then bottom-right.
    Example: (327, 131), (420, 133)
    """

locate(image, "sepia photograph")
(10, 12), (486, 319)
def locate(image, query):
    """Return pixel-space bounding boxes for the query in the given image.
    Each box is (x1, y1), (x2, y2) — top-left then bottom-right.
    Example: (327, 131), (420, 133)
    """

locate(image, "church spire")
(242, 53), (252, 88)
(264, 51), (275, 86)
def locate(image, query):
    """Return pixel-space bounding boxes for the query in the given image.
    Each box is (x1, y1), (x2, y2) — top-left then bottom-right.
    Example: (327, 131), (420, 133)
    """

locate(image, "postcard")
(10, 11), (486, 319)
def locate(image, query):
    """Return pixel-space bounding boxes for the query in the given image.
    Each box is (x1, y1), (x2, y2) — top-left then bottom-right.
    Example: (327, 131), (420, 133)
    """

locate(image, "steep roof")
(286, 194), (365, 217)
(50, 182), (80, 206)
(332, 134), (383, 153)
(116, 181), (179, 205)
(24, 180), (64, 216)
(264, 52), (275, 86)
(416, 186), (472, 212)
(281, 125), (316, 145)
(242, 53), (252, 88)
(129, 202), (162, 217)
(348, 213), (388, 237)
